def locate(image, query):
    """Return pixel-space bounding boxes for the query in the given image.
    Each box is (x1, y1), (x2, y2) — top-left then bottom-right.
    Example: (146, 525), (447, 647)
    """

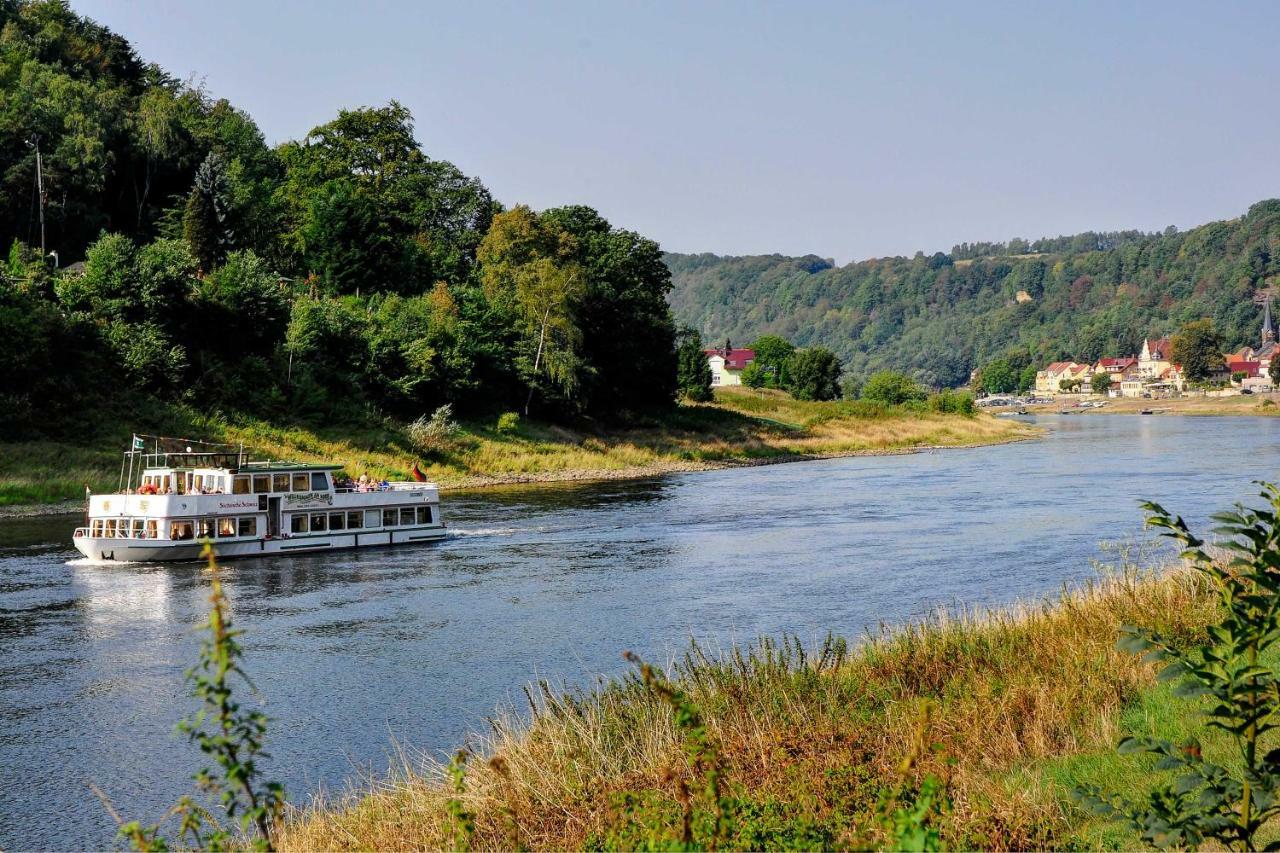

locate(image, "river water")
(3, 414), (1278, 849)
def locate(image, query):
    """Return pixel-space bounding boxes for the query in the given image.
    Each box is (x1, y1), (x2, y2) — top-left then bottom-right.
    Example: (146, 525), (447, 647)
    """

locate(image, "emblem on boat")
(285, 491), (334, 507)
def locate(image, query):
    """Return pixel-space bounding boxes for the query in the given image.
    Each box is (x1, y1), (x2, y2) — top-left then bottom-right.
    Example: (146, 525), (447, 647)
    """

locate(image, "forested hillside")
(667, 204), (1280, 387)
(0, 0), (676, 440)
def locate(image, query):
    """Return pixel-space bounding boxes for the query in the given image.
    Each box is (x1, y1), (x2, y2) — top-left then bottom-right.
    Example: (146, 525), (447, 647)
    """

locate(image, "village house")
(1138, 337), (1173, 379)
(704, 346), (755, 387)
(1094, 356), (1139, 380)
(1035, 361), (1091, 394)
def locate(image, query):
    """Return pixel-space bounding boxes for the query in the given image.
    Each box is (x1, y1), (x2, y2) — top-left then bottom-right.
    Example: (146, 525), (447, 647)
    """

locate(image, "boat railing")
(334, 481), (433, 494)
(73, 526), (163, 540)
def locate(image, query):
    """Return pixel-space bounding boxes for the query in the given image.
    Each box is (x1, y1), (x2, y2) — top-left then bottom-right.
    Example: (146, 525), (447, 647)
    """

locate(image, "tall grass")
(277, 564), (1214, 851)
(1, 390), (1030, 505)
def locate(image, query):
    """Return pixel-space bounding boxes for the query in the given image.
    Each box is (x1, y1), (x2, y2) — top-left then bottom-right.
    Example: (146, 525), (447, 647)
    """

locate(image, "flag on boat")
(131, 434), (144, 451)
(411, 462), (427, 482)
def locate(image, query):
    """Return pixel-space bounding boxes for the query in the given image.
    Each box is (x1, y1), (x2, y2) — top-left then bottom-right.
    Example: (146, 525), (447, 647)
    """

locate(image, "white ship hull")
(73, 525), (447, 563)
(73, 446), (448, 563)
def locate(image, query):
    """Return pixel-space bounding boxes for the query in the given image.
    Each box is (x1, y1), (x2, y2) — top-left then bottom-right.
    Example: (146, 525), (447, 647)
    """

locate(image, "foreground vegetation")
(0, 387), (1030, 507)
(276, 561), (1215, 850)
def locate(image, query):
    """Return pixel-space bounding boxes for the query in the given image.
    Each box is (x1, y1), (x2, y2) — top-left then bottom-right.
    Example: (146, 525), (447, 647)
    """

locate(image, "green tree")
(1017, 364), (1037, 394)
(862, 371), (926, 406)
(541, 205), (678, 415)
(748, 334), (795, 388)
(1171, 319), (1225, 381)
(479, 206), (586, 414)
(1090, 372), (1112, 395)
(183, 151), (233, 272)
(740, 360), (767, 390)
(977, 358), (1016, 394)
(675, 326), (713, 402)
(785, 347), (842, 401)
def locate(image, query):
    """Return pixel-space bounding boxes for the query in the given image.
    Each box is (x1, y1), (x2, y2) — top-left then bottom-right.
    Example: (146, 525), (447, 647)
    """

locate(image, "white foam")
(445, 527), (519, 538)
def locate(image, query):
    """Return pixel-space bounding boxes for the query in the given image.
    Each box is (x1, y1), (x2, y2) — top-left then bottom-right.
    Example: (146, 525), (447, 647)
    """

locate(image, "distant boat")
(1140, 409), (1154, 415)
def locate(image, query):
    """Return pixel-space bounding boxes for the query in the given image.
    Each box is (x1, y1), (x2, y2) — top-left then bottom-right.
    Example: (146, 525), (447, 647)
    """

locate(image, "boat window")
(146, 520), (158, 539)
(328, 512), (345, 530)
(272, 474), (290, 493)
(310, 513), (327, 532)
(348, 511), (363, 529)
(399, 508), (415, 526)
(91, 519), (103, 536)
(382, 509), (398, 527)
(253, 474), (270, 493)
(218, 517), (236, 537)
(311, 472), (329, 491)
(105, 519), (118, 537)
(232, 476), (251, 495)
(365, 509), (381, 528)
(292, 473), (309, 492)
(291, 514), (308, 534)
(170, 520), (195, 540)
(199, 518), (215, 539)
(238, 517), (256, 537)
(132, 519), (145, 538)
(417, 506), (431, 525)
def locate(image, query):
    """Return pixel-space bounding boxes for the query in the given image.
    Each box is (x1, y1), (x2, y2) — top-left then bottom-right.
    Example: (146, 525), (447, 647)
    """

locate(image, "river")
(3, 414), (1278, 849)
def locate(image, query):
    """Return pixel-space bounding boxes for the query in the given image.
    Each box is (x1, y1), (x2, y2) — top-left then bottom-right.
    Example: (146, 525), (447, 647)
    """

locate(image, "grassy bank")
(276, 564), (1220, 850)
(0, 388), (1033, 507)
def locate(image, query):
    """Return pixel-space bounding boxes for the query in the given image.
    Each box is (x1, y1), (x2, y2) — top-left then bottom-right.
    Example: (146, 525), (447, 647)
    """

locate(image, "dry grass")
(0, 390), (1032, 505)
(277, 563), (1214, 851)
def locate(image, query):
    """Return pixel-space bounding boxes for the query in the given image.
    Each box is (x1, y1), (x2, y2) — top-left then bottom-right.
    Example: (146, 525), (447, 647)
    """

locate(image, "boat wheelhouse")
(73, 443), (445, 562)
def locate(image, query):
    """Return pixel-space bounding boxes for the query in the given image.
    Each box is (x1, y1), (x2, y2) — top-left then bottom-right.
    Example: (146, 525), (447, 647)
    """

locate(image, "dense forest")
(667, 203), (1280, 388)
(0, 0), (678, 440)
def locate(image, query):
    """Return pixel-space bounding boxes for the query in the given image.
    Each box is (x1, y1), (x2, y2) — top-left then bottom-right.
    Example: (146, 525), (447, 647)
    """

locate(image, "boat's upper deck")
(91, 453), (436, 520)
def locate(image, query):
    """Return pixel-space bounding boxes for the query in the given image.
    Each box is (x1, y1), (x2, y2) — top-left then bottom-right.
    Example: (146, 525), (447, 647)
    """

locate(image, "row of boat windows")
(91, 516), (257, 540)
(91, 505), (434, 540)
(288, 506), (432, 534)
(140, 472), (330, 495)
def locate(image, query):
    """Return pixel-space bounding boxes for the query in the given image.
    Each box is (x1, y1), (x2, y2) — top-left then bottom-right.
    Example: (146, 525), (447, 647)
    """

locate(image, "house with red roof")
(703, 346), (756, 387)
(1138, 337), (1173, 379)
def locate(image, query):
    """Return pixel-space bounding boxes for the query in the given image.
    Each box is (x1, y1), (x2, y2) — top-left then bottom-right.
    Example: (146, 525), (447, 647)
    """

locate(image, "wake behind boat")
(72, 436), (445, 562)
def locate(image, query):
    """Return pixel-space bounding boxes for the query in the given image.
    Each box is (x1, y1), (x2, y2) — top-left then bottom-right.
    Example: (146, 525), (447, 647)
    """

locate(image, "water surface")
(2, 414), (1275, 849)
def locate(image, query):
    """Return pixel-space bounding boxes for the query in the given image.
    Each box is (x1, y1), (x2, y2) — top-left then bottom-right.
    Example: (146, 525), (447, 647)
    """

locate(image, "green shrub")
(495, 411), (520, 434)
(1076, 484), (1280, 850)
(928, 390), (975, 415)
(406, 404), (460, 454)
(862, 371), (927, 406)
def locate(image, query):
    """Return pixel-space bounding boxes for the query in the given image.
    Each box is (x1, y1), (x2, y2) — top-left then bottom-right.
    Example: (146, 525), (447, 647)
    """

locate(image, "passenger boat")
(72, 438), (446, 562)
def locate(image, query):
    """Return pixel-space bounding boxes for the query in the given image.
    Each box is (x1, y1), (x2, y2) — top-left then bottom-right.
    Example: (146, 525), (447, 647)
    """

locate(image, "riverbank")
(0, 389), (1034, 513)
(276, 563), (1215, 850)
(1031, 391), (1280, 417)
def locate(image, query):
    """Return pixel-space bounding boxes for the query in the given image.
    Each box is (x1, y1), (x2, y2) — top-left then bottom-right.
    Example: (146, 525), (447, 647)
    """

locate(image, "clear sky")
(75, 0), (1280, 262)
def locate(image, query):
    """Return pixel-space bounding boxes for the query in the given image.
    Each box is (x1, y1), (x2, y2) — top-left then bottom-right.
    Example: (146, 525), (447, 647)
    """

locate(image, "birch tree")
(478, 206), (586, 414)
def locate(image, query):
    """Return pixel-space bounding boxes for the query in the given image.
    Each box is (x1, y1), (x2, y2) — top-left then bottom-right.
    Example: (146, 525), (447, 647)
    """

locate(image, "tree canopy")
(0, 1), (679, 438)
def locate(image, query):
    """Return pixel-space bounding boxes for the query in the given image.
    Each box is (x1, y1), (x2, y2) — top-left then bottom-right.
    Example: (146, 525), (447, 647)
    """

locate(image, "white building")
(704, 347), (756, 387)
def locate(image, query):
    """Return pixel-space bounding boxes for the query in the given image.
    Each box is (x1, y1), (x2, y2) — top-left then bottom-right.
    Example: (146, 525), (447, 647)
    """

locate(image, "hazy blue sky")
(76, 1), (1280, 262)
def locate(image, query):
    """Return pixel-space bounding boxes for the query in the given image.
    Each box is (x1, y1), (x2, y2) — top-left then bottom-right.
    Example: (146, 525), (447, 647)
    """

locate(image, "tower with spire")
(1264, 297), (1275, 345)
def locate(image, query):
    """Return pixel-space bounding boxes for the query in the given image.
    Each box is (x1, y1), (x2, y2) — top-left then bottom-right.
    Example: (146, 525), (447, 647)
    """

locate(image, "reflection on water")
(4, 415), (1280, 848)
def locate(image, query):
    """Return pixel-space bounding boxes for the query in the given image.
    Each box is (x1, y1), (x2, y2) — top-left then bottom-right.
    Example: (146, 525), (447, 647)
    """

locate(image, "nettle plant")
(1078, 484), (1280, 850)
